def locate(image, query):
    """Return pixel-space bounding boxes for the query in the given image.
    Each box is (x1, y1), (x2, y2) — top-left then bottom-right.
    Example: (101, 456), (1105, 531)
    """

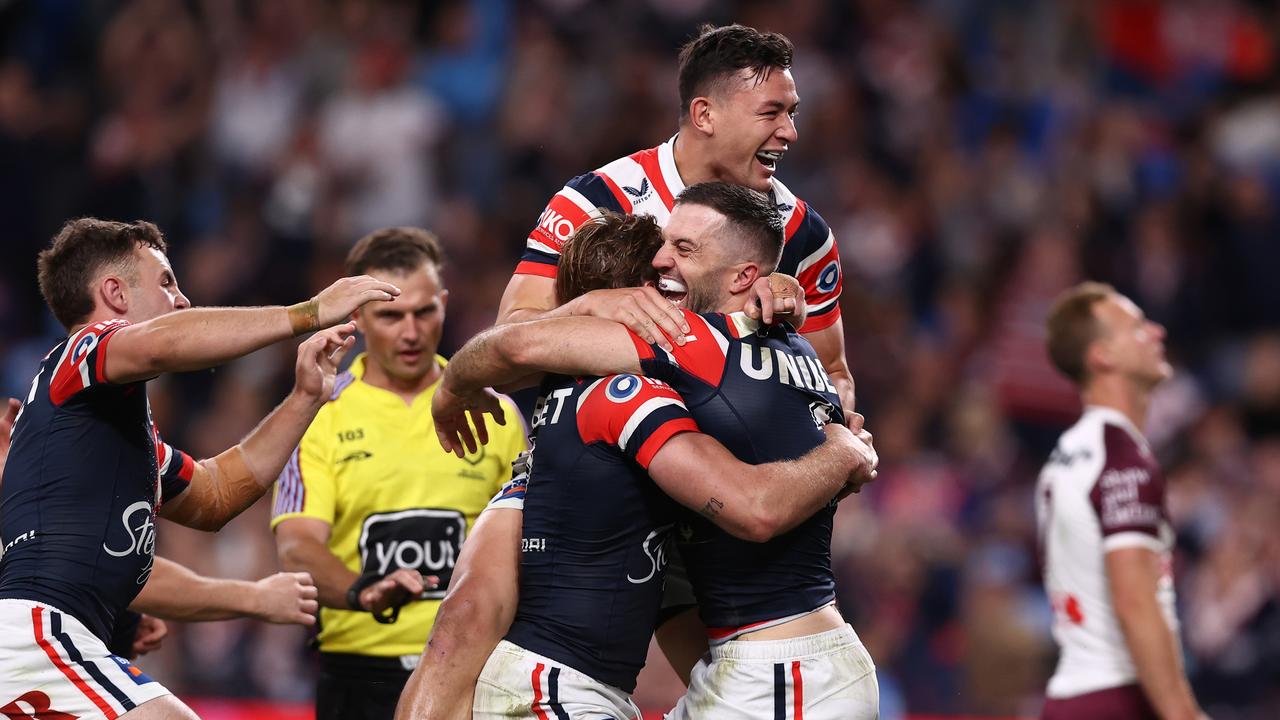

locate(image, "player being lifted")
(498, 23), (855, 414)
(404, 183), (879, 720)
(0, 218), (397, 719)
(1037, 283), (1208, 720)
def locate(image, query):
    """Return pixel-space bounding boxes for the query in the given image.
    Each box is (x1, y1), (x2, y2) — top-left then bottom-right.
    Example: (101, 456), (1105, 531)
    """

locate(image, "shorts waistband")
(708, 624), (863, 662)
(319, 651), (416, 680)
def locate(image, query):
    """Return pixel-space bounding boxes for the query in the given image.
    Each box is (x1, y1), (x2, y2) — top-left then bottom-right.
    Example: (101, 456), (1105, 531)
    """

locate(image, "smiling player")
(497, 23), (854, 414)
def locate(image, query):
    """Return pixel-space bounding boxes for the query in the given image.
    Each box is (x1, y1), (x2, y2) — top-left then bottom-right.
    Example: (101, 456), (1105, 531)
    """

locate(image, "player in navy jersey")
(421, 184), (879, 719)
(395, 211), (871, 719)
(0, 218), (397, 719)
(496, 23), (856, 417)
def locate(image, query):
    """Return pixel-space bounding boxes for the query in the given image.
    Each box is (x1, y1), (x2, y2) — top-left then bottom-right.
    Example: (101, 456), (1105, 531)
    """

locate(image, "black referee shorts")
(316, 652), (414, 720)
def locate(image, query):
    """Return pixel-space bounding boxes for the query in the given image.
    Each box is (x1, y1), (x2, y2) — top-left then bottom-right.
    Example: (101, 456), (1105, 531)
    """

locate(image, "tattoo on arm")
(287, 300), (319, 336)
(700, 497), (724, 520)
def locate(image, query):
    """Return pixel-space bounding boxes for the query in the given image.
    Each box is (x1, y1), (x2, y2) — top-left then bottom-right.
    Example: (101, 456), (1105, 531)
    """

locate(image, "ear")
(99, 275), (129, 316)
(727, 262), (763, 296)
(688, 96), (714, 137)
(1084, 340), (1113, 375)
(438, 288), (449, 313)
(350, 307), (365, 334)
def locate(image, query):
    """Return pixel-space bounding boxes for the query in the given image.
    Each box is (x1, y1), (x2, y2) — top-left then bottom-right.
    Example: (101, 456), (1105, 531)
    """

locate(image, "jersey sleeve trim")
(617, 397), (685, 451)
(798, 305), (842, 333)
(272, 446), (307, 520)
(1102, 532), (1166, 554)
(486, 475), (528, 512)
(514, 260), (558, 278)
(633, 417), (698, 469)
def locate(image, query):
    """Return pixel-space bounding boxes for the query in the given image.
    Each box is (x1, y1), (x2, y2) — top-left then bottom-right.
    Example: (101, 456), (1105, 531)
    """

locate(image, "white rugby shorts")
(473, 640), (642, 719)
(666, 624), (879, 720)
(0, 599), (170, 719)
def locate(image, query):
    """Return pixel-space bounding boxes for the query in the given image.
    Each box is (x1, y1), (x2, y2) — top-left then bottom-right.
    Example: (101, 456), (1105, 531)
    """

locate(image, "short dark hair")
(677, 23), (794, 120)
(37, 218), (168, 329)
(345, 227), (445, 277)
(1046, 281), (1116, 384)
(555, 212), (663, 305)
(675, 182), (783, 270)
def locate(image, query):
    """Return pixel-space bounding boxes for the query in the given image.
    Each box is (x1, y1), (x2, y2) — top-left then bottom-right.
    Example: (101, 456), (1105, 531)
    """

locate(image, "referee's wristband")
(345, 574), (403, 625)
(345, 582), (365, 612)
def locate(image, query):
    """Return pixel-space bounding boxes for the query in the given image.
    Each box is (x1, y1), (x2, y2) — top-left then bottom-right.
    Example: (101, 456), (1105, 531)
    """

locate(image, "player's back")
(0, 321), (190, 642)
(505, 373), (695, 693)
(635, 310), (844, 637)
(1036, 406), (1177, 698)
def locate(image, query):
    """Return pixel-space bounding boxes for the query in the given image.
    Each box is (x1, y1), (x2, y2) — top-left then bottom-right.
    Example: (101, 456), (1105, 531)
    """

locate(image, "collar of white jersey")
(1082, 404), (1149, 451)
(663, 134), (783, 206)
(660, 135), (686, 198)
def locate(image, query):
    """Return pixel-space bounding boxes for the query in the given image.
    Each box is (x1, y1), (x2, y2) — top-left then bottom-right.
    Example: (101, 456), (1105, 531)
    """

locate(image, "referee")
(271, 228), (526, 720)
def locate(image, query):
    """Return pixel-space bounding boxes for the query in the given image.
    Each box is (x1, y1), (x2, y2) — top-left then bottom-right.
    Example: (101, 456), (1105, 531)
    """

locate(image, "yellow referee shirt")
(270, 354), (526, 657)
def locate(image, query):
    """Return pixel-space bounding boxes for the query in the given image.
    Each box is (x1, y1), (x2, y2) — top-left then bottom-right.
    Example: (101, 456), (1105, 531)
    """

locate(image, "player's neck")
(362, 359), (442, 405)
(672, 130), (719, 186)
(1081, 376), (1152, 431)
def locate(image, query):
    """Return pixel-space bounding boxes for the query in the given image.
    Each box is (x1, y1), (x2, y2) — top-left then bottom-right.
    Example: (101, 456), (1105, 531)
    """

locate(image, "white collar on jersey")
(660, 135), (686, 197)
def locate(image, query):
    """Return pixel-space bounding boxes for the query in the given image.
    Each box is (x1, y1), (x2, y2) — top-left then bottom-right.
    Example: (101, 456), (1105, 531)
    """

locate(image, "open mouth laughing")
(657, 277), (688, 306)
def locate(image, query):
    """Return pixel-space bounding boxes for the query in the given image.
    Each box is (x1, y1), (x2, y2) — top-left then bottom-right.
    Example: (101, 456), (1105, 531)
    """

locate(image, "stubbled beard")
(683, 281), (720, 314)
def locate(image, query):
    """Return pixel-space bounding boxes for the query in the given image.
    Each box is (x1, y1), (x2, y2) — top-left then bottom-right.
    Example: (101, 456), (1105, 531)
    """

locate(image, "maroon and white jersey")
(1035, 406), (1177, 699)
(515, 136), (844, 333)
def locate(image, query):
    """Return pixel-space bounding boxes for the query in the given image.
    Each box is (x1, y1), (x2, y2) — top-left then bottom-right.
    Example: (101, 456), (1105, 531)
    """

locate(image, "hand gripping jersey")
(1036, 406), (1178, 699)
(516, 136), (844, 333)
(0, 321), (193, 642)
(502, 373), (698, 693)
(631, 309), (845, 639)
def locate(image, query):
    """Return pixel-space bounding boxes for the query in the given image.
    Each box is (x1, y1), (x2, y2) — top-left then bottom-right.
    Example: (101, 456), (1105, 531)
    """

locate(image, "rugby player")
(497, 23), (855, 414)
(0, 218), (397, 719)
(399, 209), (874, 719)
(0, 395), (320, 665)
(424, 183), (879, 719)
(1037, 283), (1208, 720)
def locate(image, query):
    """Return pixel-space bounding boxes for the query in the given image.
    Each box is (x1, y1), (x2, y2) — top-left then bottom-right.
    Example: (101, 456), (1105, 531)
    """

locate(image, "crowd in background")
(2, 0), (1279, 717)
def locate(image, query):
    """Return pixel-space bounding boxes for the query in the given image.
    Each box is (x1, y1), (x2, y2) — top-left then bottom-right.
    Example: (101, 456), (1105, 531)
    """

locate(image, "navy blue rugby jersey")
(503, 373), (697, 692)
(0, 320), (194, 642)
(628, 309), (845, 638)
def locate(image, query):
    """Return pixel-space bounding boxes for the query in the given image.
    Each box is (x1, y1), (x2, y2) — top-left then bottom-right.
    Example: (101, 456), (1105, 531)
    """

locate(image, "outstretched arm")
(130, 557), (318, 625)
(396, 507), (522, 720)
(103, 276), (398, 384)
(648, 422), (876, 543)
(159, 325), (355, 531)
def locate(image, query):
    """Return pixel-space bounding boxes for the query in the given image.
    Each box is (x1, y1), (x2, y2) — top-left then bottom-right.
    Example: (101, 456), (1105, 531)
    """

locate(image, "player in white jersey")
(1036, 282), (1207, 720)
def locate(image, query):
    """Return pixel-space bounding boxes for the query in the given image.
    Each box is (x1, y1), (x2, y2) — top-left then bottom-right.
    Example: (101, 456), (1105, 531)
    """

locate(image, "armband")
(287, 299), (320, 336)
